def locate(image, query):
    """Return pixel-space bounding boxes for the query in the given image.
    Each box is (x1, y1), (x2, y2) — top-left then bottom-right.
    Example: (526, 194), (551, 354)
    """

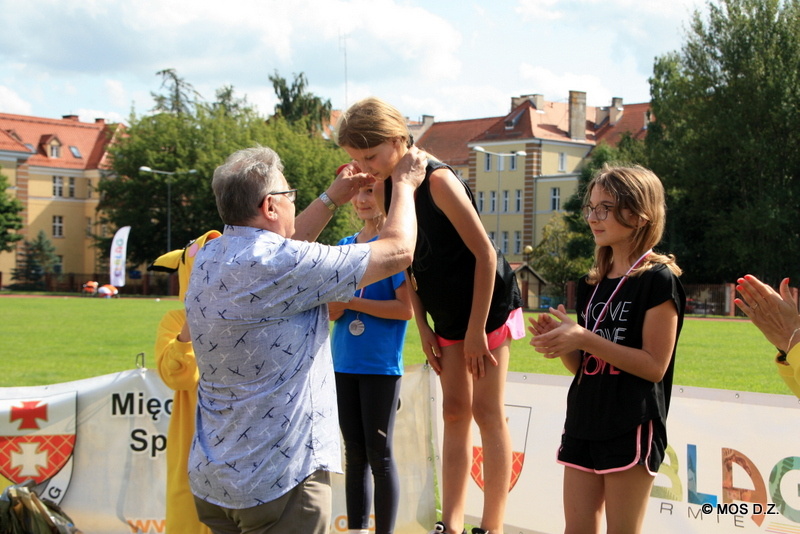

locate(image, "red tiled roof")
(0, 113), (116, 170)
(0, 127), (29, 153)
(595, 102), (651, 146)
(417, 116), (500, 166)
(475, 100), (598, 145)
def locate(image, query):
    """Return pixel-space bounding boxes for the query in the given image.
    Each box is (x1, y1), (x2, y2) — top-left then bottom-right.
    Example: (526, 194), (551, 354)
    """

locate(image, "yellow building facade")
(0, 113), (118, 286)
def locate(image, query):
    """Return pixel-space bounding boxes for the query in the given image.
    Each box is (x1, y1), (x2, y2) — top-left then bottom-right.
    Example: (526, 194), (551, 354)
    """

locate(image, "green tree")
(0, 171), (23, 253)
(98, 76), (349, 266)
(531, 215), (593, 302)
(151, 68), (202, 115)
(647, 0), (800, 284)
(269, 71), (333, 135)
(11, 230), (59, 288)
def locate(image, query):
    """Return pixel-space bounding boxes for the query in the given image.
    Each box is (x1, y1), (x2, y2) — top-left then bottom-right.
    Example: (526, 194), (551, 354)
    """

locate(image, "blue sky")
(0, 0), (702, 125)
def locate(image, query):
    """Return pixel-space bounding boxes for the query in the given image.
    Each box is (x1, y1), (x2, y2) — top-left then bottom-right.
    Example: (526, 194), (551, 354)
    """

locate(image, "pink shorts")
(436, 308), (525, 351)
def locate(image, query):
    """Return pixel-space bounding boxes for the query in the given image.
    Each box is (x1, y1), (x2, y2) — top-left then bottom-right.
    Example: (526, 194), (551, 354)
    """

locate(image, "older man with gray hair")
(185, 145), (425, 534)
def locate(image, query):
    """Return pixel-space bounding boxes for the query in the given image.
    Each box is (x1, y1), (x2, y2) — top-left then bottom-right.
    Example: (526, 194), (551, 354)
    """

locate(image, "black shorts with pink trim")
(556, 420), (666, 475)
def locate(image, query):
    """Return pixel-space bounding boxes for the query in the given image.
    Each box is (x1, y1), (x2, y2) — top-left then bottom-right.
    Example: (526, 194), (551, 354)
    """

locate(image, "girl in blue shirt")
(330, 182), (413, 534)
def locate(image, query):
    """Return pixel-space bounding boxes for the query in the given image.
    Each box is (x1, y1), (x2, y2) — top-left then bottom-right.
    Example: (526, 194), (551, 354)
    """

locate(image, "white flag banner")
(109, 226), (131, 287)
(432, 372), (800, 534)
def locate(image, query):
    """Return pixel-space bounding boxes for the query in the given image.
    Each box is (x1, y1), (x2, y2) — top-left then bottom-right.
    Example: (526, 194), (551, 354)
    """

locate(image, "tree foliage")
(0, 171), (23, 253)
(11, 230), (58, 288)
(531, 215), (593, 301)
(647, 0), (800, 284)
(97, 73), (349, 267)
(269, 71), (333, 135)
(150, 68), (202, 115)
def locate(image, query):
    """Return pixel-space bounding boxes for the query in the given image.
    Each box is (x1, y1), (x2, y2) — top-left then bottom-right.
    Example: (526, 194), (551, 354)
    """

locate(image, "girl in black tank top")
(337, 97), (522, 534)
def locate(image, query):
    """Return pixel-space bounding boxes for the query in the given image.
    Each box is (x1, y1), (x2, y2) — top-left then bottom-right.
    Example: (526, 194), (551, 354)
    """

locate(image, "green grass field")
(0, 295), (784, 393)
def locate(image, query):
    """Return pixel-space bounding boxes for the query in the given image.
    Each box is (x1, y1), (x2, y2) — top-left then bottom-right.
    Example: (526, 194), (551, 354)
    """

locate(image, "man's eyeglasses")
(582, 203), (615, 221)
(258, 189), (298, 207)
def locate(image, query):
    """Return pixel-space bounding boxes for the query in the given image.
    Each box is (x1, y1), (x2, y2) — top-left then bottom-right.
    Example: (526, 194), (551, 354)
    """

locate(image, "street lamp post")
(473, 146), (526, 251)
(139, 166), (197, 251)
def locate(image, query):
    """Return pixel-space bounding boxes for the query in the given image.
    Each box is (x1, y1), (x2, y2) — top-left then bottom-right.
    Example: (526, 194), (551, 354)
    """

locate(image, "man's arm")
(292, 164), (369, 242)
(359, 147), (427, 288)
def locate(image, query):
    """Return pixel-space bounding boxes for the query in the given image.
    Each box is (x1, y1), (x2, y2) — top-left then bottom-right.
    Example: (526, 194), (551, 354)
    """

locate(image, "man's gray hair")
(212, 146), (285, 225)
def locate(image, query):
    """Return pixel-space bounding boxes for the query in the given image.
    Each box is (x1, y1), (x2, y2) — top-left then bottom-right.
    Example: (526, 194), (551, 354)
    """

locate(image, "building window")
(515, 231), (522, 254)
(558, 152), (567, 172)
(86, 217), (92, 236)
(53, 176), (64, 197)
(484, 153), (491, 172)
(478, 191), (484, 213)
(54, 256), (63, 274)
(498, 155), (505, 172)
(489, 230), (496, 244)
(551, 187), (561, 211)
(53, 215), (64, 238)
(68, 177), (75, 198)
(502, 190), (509, 213)
(87, 179), (93, 199)
(490, 191), (497, 213)
(50, 143), (61, 158)
(515, 189), (522, 212)
(510, 154), (517, 171)
(501, 231), (509, 254)
(69, 146), (82, 158)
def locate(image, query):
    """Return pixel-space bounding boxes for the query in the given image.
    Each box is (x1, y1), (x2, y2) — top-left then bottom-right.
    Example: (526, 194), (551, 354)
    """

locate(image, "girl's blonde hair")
(585, 164), (682, 284)
(335, 97), (412, 149)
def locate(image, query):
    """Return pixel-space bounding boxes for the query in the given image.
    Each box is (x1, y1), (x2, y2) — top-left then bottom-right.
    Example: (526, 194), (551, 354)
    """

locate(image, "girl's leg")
(438, 342), (474, 534)
(604, 465), (655, 534)
(359, 374), (402, 534)
(335, 373), (371, 531)
(562, 467), (604, 534)
(471, 339), (512, 532)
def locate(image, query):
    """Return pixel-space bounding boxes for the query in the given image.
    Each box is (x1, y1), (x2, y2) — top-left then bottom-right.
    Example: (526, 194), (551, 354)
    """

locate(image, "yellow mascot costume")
(149, 230), (220, 534)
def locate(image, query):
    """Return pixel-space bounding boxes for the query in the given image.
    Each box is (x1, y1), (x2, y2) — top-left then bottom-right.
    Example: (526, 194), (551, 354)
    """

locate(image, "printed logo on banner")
(471, 404), (531, 492)
(0, 391), (76, 504)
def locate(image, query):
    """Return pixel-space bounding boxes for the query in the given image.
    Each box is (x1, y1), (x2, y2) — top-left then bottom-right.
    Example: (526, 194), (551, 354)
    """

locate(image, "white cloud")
(516, 0), (565, 21)
(104, 80), (128, 109)
(0, 86), (32, 115)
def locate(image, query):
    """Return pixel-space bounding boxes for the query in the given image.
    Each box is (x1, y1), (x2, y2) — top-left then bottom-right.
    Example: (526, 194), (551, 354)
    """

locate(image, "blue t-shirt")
(331, 233), (408, 375)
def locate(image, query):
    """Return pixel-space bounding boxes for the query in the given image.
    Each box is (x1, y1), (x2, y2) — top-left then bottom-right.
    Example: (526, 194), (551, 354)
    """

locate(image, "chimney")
(610, 97), (623, 125)
(94, 118), (106, 125)
(510, 94), (545, 111)
(62, 114), (80, 122)
(568, 91), (586, 140)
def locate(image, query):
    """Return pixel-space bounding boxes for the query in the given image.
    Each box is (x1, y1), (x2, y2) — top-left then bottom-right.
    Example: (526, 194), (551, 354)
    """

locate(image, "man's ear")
(259, 195), (278, 221)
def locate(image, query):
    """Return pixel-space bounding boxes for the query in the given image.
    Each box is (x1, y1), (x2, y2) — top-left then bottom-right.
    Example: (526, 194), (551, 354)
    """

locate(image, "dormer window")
(50, 142), (61, 158)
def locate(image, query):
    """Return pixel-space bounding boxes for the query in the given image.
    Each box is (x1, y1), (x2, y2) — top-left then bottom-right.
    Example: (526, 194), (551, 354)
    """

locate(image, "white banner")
(432, 372), (800, 534)
(109, 226), (131, 287)
(0, 365), (435, 534)
(2, 366), (798, 533)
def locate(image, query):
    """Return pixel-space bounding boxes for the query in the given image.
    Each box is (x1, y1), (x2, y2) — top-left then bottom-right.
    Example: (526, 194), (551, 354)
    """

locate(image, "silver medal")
(349, 319), (365, 336)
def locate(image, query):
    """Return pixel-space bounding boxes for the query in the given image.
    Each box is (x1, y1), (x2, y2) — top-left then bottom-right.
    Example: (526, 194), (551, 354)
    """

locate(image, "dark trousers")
(335, 372), (401, 534)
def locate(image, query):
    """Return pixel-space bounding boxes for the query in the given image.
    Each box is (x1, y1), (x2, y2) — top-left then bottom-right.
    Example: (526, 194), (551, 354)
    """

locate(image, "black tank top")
(385, 160), (522, 339)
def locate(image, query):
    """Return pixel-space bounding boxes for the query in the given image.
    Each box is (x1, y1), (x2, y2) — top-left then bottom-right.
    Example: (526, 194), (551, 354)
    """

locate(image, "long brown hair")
(335, 97), (413, 150)
(585, 164), (681, 284)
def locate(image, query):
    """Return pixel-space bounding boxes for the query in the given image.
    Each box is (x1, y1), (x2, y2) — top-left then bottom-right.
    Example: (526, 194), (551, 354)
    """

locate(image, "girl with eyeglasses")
(336, 97), (524, 534)
(528, 164), (685, 534)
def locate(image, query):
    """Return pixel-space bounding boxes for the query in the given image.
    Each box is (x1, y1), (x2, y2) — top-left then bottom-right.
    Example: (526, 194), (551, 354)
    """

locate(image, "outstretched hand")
(735, 275), (800, 353)
(326, 162), (374, 207)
